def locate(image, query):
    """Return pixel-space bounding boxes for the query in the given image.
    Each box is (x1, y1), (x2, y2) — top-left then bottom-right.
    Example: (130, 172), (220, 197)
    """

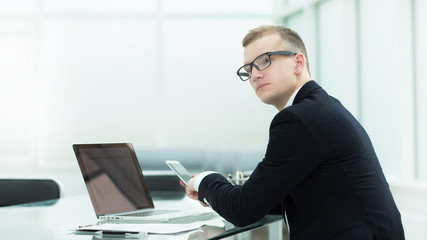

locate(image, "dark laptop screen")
(73, 143), (154, 216)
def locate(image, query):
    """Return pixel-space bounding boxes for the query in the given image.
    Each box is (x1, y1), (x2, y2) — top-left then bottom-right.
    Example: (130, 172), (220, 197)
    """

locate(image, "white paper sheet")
(78, 222), (205, 234)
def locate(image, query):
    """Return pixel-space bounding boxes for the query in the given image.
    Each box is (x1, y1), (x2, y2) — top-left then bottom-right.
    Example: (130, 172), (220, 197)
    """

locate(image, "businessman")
(183, 25), (405, 239)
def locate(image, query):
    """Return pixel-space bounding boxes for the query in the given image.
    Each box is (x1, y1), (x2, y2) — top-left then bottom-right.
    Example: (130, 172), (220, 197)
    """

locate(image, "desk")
(0, 195), (283, 240)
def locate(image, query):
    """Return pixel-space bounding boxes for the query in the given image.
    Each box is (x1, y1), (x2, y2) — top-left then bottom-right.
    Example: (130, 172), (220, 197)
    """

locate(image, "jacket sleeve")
(197, 110), (324, 227)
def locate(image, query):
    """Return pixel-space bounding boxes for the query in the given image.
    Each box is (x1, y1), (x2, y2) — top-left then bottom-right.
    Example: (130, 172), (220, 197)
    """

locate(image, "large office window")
(0, 21), (36, 167)
(359, 0), (414, 177)
(316, 0), (358, 116)
(415, 0), (427, 179)
(0, 0), (276, 168)
(38, 18), (160, 165)
(1, 0), (425, 181)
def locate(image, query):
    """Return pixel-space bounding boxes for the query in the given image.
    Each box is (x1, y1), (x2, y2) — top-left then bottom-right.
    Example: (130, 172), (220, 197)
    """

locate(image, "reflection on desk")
(0, 195), (282, 240)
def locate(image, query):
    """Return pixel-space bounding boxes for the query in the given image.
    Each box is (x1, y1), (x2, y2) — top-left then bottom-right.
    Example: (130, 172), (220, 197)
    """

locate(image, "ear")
(295, 53), (306, 75)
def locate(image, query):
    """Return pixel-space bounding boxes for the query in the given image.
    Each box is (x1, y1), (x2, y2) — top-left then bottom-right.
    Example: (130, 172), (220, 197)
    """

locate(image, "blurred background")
(0, 0), (426, 238)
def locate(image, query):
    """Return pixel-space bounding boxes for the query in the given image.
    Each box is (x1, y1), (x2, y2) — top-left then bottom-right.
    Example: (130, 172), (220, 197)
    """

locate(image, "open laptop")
(73, 143), (213, 222)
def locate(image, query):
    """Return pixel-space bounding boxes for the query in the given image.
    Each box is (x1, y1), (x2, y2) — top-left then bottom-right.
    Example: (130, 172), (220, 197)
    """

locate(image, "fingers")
(182, 175), (209, 208)
(185, 186), (199, 200)
(185, 177), (199, 200)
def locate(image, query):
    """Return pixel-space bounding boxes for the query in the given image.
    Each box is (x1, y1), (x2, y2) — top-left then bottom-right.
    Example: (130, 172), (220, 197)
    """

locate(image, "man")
(184, 25), (405, 239)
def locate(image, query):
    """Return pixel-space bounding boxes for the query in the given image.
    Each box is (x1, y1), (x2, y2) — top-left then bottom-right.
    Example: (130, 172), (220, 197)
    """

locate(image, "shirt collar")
(283, 84), (304, 110)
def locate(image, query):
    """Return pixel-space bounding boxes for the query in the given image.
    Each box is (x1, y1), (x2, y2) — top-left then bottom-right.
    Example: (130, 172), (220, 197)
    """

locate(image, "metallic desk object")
(0, 195), (283, 240)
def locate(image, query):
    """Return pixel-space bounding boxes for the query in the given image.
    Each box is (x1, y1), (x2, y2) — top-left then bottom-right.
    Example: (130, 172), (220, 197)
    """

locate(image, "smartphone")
(165, 160), (193, 185)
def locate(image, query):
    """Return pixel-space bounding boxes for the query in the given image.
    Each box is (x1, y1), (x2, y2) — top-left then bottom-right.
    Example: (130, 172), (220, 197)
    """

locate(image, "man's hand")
(184, 177), (199, 200)
(180, 174), (208, 207)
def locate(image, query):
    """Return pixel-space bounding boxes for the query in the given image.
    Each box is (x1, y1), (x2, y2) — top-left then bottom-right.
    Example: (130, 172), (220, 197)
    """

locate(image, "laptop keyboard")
(120, 209), (181, 217)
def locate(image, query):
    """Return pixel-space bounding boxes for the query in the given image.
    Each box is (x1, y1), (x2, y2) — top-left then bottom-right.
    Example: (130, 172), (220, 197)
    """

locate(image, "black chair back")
(0, 179), (60, 207)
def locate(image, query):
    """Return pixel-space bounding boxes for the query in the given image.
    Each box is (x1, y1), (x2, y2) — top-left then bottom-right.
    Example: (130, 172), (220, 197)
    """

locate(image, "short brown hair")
(242, 25), (310, 74)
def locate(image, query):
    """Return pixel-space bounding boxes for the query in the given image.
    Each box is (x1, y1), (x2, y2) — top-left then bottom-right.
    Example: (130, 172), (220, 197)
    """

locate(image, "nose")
(250, 66), (263, 82)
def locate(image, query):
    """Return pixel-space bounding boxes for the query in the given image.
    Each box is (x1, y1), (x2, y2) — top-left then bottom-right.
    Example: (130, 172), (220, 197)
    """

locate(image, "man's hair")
(242, 25), (310, 74)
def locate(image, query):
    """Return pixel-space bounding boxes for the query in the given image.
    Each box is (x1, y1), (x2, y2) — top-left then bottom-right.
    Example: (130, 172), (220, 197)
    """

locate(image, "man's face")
(243, 33), (299, 110)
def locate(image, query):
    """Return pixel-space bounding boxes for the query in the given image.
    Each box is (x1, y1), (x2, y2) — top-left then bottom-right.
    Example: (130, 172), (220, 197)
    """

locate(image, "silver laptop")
(73, 143), (211, 222)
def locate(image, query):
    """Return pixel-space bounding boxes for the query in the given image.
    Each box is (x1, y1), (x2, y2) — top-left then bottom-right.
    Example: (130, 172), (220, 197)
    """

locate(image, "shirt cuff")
(193, 171), (217, 192)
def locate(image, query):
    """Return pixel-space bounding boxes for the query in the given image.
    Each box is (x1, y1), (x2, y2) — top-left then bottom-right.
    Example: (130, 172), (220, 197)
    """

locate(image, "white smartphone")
(165, 160), (193, 185)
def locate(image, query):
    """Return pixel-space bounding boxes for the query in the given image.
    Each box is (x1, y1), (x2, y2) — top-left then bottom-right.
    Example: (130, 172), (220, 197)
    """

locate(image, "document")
(78, 222), (204, 234)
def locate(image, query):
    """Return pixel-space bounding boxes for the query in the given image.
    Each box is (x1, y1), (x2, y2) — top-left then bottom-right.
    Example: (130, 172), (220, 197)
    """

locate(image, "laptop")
(73, 143), (213, 222)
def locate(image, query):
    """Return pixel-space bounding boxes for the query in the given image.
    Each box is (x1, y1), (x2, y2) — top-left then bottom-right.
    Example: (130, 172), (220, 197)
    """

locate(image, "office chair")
(0, 179), (60, 207)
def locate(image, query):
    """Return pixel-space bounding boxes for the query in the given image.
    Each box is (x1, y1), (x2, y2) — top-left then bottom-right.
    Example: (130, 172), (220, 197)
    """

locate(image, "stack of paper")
(78, 222), (205, 234)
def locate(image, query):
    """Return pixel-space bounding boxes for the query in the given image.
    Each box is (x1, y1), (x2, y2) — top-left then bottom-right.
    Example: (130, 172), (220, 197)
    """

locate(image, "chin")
(258, 94), (280, 107)
(259, 96), (274, 106)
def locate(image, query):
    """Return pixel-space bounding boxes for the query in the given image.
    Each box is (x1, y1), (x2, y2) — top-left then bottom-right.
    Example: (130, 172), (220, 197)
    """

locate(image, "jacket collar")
(293, 80), (321, 105)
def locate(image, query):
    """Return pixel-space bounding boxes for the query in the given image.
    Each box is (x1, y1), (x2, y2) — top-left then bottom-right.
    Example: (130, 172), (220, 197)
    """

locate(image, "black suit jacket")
(198, 81), (404, 239)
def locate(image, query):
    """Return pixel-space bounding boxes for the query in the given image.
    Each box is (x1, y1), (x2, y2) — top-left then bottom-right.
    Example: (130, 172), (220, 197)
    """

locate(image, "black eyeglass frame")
(236, 50), (298, 81)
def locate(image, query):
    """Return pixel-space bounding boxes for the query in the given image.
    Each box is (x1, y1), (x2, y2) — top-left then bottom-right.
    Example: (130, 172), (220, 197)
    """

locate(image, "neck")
(274, 76), (310, 111)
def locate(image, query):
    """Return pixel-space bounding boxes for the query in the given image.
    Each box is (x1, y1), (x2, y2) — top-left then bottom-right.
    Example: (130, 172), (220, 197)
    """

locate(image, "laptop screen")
(73, 143), (154, 216)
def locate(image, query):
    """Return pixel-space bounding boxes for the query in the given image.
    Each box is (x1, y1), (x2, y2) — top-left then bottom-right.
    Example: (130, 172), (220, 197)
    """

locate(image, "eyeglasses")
(236, 50), (298, 81)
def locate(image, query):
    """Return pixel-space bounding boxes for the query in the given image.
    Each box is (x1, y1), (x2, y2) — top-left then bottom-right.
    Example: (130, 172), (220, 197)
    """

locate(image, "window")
(282, 0), (422, 180)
